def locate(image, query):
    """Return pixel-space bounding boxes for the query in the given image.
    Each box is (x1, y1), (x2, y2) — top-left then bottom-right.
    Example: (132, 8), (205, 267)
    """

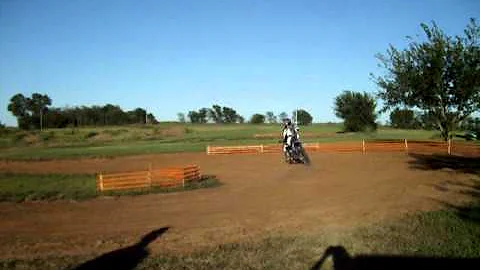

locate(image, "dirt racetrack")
(0, 152), (478, 259)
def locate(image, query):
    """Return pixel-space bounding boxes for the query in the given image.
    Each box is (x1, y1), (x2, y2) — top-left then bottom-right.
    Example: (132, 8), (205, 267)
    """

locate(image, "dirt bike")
(282, 139), (311, 165)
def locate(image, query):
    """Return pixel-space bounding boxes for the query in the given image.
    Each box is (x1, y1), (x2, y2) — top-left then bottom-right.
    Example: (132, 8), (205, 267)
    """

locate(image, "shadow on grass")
(408, 153), (480, 174)
(310, 246), (480, 270)
(72, 227), (169, 270)
(409, 153), (480, 225)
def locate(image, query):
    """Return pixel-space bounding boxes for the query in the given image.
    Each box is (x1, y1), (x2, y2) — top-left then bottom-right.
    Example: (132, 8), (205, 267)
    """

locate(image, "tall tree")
(222, 106), (238, 123)
(146, 113), (158, 124)
(278, 112), (288, 122)
(389, 108), (419, 129)
(208, 105), (224, 123)
(250, 114), (265, 124)
(293, 109), (313, 125)
(177, 113), (186, 123)
(7, 93), (51, 129)
(198, 108), (209, 123)
(334, 91), (377, 132)
(265, 111), (277, 123)
(237, 115), (245, 124)
(188, 111), (201, 123)
(373, 19), (480, 140)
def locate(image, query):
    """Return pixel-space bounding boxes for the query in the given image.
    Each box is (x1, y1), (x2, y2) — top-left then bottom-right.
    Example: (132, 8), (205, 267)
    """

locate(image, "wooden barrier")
(96, 165), (201, 192)
(206, 140), (479, 156)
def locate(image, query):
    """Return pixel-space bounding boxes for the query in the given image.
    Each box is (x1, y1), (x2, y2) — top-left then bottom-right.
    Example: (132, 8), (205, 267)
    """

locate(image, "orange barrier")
(206, 140), (479, 156)
(96, 165), (201, 192)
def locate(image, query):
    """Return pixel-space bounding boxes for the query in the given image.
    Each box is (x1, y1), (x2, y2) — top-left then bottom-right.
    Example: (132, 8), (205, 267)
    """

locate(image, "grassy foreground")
(0, 173), (220, 202)
(0, 123), (439, 160)
(1, 206), (479, 270)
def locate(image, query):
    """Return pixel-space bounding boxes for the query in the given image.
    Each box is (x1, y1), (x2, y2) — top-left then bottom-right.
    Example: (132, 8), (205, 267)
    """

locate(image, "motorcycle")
(282, 138), (311, 165)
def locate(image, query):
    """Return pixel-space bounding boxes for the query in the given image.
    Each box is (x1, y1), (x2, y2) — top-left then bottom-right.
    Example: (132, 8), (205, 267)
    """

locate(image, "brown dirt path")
(0, 152), (475, 259)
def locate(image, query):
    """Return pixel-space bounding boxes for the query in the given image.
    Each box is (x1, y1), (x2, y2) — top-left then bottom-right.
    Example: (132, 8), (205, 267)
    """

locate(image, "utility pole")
(145, 108), (148, 124)
(40, 108), (43, 131)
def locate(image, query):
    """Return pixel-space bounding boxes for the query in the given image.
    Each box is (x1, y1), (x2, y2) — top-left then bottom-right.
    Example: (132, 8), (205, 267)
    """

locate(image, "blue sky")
(1, 0), (478, 126)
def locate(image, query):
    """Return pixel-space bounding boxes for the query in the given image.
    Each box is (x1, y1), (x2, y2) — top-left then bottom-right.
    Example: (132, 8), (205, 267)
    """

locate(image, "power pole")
(145, 108), (148, 124)
(40, 108), (43, 131)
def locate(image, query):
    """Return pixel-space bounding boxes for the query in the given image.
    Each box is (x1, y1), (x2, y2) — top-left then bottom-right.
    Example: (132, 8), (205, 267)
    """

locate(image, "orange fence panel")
(96, 165), (201, 192)
(206, 140), (478, 156)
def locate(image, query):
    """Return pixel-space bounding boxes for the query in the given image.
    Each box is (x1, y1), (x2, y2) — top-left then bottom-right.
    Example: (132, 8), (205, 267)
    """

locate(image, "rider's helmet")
(282, 118), (292, 129)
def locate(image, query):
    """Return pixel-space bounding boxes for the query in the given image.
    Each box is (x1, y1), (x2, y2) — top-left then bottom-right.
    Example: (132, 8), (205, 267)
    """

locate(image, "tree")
(132, 108), (147, 124)
(188, 111), (201, 123)
(373, 19), (480, 140)
(334, 91), (377, 132)
(293, 109), (313, 125)
(237, 115), (245, 124)
(177, 113), (186, 123)
(208, 105), (224, 123)
(198, 108), (209, 123)
(222, 106), (238, 123)
(389, 108), (419, 129)
(278, 112), (288, 121)
(250, 114), (265, 124)
(265, 111), (277, 123)
(146, 113), (158, 124)
(7, 93), (51, 129)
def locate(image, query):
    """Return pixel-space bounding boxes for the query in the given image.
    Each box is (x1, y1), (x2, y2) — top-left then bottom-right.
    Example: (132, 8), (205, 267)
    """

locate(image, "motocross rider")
(281, 118), (300, 157)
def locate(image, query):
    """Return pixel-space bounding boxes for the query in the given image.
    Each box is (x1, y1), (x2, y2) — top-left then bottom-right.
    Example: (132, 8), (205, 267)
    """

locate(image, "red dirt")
(0, 152), (477, 259)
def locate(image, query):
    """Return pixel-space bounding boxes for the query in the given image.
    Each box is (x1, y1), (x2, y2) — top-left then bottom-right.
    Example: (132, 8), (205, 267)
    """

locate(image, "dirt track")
(0, 152), (477, 258)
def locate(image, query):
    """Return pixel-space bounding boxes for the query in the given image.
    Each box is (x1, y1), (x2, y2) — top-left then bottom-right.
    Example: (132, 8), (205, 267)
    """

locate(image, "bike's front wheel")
(298, 147), (311, 165)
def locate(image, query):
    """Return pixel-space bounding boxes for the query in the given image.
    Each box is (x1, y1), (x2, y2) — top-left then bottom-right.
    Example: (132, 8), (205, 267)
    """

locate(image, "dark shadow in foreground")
(310, 246), (480, 270)
(72, 227), (169, 270)
(408, 153), (480, 174)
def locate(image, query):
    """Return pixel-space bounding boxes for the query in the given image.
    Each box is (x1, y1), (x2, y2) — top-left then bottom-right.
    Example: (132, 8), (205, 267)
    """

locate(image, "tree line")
(177, 106), (314, 125)
(5, 19), (479, 140)
(7, 93), (158, 129)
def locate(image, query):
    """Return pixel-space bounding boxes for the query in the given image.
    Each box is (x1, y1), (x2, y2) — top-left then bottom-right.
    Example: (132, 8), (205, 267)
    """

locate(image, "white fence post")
(98, 174), (104, 192)
(362, 139), (366, 154)
(404, 139), (408, 154)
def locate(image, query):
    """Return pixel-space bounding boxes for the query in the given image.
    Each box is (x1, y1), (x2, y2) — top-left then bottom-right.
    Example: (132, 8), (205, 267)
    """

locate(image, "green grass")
(2, 206), (479, 270)
(0, 173), (97, 202)
(0, 123), (442, 160)
(0, 173), (221, 202)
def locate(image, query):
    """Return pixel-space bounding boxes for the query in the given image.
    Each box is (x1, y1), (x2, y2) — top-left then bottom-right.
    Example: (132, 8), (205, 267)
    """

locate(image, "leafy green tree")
(389, 108), (419, 129)
(293, 109), (313, 125)
(208, 105), (224, 123)
(334, 91), (377, 132)
(146, 113), (158, 124)
(373, 19), (480, 140)
(198, 108), (209, 123)
(237, 115), (245, 124)
(177, 113), (186, 123)
(265, 111), (277, 123)
(250, 114), (265, 124)
(188, 111), (201, 123)
(278, 112), (288, 121)
(7, 93), (51, 129)
(222, 106), (239, 123)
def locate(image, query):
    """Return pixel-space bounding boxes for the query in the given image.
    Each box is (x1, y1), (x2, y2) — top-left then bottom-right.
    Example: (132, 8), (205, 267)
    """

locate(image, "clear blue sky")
(1, 0), (478, 126)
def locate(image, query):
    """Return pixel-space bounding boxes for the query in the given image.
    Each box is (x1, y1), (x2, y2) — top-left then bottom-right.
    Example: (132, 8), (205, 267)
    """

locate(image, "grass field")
(0, 173), (220, 202)
(2, 206), (479, 270)
(0, 123), (442, 160)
